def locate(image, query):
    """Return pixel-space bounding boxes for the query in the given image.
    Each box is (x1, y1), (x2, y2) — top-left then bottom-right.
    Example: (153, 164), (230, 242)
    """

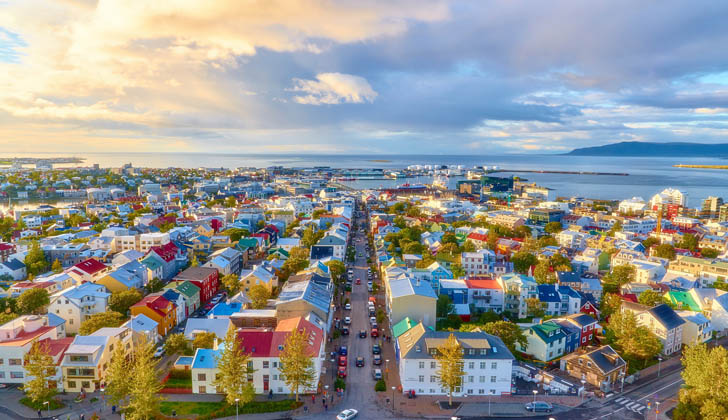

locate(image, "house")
(387, 276), (437, 329)
(174, 266), (219, 303)
(276, 237), (300, 252)
(95, 261), (148, 292)
(161, 289), (187, 325)
(461, 249), (497, 277)
(676, 311), (712, 345)
(550, 319), (581, 354)
(498, 273), (538, 319)
(465, 278), (505, 314)
(0, 315), (68, 389)
(0, 259), (26, 281)
(689, 288), (728, 334)
(558, 313), (599, 347)
(183, 318), (231, 341)
(397, 322), (514, 396)
(240, 264), (278, 293)
(67, 258), (110, 283)
(130, 295), (177, 336)
(560, 345), (626, 392)
(143, 242), (182, 280)
(621, 302), (685, 355)
(48, 283), (111, 334)
(122, 314), (160, 345)
(165, 281), (201, 314)
(556, 231), (588, 250)
(204, 247), (243, 276)
(519, 322), (566, 361)
(275, 280), (331, 327)
(61, 327), (132, 393)
(537, 284), (562, 316)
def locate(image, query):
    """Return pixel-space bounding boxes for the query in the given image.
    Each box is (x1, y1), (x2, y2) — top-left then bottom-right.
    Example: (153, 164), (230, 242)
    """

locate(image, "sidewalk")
(0, 389), (119, 420)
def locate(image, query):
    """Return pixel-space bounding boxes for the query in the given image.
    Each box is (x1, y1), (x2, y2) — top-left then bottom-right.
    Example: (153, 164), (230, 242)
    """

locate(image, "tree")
(51, 259), (63, 274)
(487, 234), (499, 251)
(164, 333), (190, 356)
(654, 244), (676, 260)
(537, 235), (558, 248)
(534, 260), (556, 284)
(544, 222), (563, 234)
(481, 321), (527, 354)
(145, 277), (164, 293)
(214, 325), (255, 406)
(642, 237), (660, 249)
(279, 327), (316, 402)
(678, 344), (728, 420)
(526, 297), (545, 318)
(450, 263), (465, 278)
(637, 289), (665, 307)
(24, 242), (49, 277)
(461, 240), (476, 253)
(192, 331), (217, 350)
(109, 289), (143, 315)
(607, 221), (623, 237)
(281, 247), (309, 281)
(550, 254), (572, 272)
(515, 225), (532, 239)
(23, 341), (57, 404)
(223, 228), (249, 243)
(126, 338), (163, 420)
(701, 248), (720, 259)
(248, 284), (271, 309)
(679, 233), (698, 251)
(301, 226), (325, 248)
(603, 265), (635, 292)
(221, 273), (241, 295)
(79, 311), (125, 335)
(600, 293), (623, 321)
(105, 341), (130, 408)
(189, 253), (199, 267)
(608, 311), (662, 366)
(17, 288), (49, 315)
(511, 251), (538, 274)
(224, 196), (237, 208)
(325, 260), (346, 286)
(434, 333), (465, 407)
(437, 295), (454, 318)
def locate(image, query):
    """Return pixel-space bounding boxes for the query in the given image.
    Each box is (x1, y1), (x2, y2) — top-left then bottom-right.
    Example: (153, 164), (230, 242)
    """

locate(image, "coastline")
(673, 164), (728, 170)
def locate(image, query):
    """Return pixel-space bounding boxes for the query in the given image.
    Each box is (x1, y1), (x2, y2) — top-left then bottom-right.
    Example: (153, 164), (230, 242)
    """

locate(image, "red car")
(356, 278), (361, 285)
(371, 328), (379, 338)
(337, 366), (347, 378)
(338, 355), (348, 366)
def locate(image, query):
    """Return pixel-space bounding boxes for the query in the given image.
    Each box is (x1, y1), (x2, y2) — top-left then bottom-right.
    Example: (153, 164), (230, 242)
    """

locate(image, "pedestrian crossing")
(614, 397), (646, 414)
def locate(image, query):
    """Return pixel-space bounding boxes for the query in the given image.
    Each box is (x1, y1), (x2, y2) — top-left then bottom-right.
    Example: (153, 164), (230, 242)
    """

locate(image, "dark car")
(355, 357), (365, 367)
(339, 345), (348, 356)
(342, 327), (350, 336)
(372, 344), (381, 355)
(525, 402), (553, 413)
(373, 354), (382, 365)
(359, 330), (367, 338)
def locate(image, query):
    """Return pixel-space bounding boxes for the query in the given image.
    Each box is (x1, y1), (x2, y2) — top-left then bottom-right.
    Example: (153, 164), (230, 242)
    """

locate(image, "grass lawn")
(19, 397), (65, 410)
(159, 400), (302, 419)
(164, 377), (193, 388)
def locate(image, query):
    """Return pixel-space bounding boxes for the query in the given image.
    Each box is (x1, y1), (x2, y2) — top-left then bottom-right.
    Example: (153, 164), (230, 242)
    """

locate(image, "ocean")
(4, 152), (728, 203)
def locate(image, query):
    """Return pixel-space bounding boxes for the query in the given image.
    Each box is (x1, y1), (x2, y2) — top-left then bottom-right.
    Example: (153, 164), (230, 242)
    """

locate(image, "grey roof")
(648, 304), (686, 330)
(583, 345), (626, 374)
(389, 277), (437, 300)
(400, 327), (514, 361)
(276, 280), (331, 314)
(184, 318), (231, 340)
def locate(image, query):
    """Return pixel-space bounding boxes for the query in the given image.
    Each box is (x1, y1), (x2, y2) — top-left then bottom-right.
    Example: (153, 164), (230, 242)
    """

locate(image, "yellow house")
(61, 327), (132, 393)
(94, 266), (145, 293)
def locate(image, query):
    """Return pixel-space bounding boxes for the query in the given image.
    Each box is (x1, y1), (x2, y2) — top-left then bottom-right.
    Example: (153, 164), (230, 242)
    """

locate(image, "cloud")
(291, 73), (378, 105)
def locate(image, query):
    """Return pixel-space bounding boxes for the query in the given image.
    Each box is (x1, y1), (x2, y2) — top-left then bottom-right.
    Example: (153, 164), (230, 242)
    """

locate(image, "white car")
(370, 316), (376, 324)
(345, 303), (351, 310)
(337, 408), (358, 420)
(153, 346), (165, 358)
(344, 316), (351, 325)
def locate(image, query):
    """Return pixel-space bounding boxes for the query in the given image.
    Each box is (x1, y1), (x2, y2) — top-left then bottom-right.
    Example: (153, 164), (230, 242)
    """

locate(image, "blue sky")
(0, 0), (727, 154)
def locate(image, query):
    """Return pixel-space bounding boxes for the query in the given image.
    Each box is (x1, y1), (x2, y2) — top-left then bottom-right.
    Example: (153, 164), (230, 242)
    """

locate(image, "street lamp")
(43, 401), (49, 416)
(532, 390), (538, 412)
(488, 389), (495, 416)
(391, 386), (396, 411)
(235, 397), (240, 420)
(580, 379), (586, 403)
(385, 359), (390, 379)
(657, 356), (663, 377)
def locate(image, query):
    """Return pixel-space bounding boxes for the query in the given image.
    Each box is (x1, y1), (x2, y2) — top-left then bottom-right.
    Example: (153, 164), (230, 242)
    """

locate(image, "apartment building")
(49, 283), (111, 334)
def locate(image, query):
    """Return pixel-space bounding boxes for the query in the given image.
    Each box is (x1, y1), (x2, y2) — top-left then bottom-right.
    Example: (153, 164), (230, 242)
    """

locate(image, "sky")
(1, 0), (728, 155)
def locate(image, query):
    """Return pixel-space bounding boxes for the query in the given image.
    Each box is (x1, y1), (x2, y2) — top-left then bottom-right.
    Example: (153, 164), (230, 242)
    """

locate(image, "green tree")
(221, 273), (241, 295)
(164, 333), (190, 356)
(678, 233), (698, 251)
(526, 297), (545, 318)
(280, 247), (309, 281)
(603, 265), (635, 292)
(550, 253), (572, 272)
(248, 284), (271, 309)
(105, 342), (130, 408)
(109, 289), (143, 315)
(126, 338), (163, 420)
(511, 251), (538, 274)
(461, 240), (476, 253)
(534, 260), (555, 284)
(24, 242), (49, 277)
(537, 235), (558, 248)
(678, 344), (728, 420)
(654, 244), (676, 260)
(22, 341), (57, 404)
(600, 293), (623, 321)
(17, 288), (49, 315)
(301, 226), (325, 248)
(480, 321), (527, 354)
(544, 222), (563, 234)
(51, 259), (63, 274)
(325, 260), (346, 286)
(434, 333), (465, 407)
(637, 289), (665, 307)
(214, 325), (255, 406)
(279, 327), (316, 402)
(223, 228), (249, 243)
(450, 263), (465, 278)
(642, 237), (659, 249)
(145, 277), (164, 293)
(608, 311), (662, 366)
(189, 253), (199, 267)
(701, 248), (720, 259)
(607, 221), (623, 237)
(192, 331), (217, 350)
(436, 295), (454, 318)
(224, 196), (237, 208)
(487, 234), (499, 251)
(79, 311), (125, 335)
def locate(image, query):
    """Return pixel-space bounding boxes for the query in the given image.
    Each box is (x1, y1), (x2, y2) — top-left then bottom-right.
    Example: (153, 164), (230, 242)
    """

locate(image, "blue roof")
(47, 313), (66, 328)
(558, 285), (581, 298)
(162, 289), (182, 303)
(537, 284), (561, 303)
(209, 301), (242, 317)
(390, 277), (437, 299)
(2, 258), (25, 271)
(126, 313), (158, 332)
(191, 348), (221, 370)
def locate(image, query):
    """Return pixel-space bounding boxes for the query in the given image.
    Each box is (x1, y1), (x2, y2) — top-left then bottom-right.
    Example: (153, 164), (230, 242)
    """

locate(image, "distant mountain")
(566, 141), (728, 157)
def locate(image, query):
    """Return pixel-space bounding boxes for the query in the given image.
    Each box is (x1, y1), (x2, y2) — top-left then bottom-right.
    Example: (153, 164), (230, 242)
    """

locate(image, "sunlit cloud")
(291, 73), (378, 105)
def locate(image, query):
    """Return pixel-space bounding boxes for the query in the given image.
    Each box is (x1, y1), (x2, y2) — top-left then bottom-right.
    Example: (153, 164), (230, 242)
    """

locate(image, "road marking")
(625, 402), (636, 410)
(618, 399), (630, 405)
(635, 378), (684, 403)
(615, 397), (626, 403)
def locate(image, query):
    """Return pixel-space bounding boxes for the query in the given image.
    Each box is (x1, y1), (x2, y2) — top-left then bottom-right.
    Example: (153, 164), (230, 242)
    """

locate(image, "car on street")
(372, 369), (382, 380)
(338, 355), (348, 366)
(338, 366), (347, 378)
(367, 285), (373, 292)
(337, 409), (358, 420)
(355, 357), (365, 367)
(342, 327), (349, 336)
(369, 316), (376, 324)
(371, 327), (379, 337)
(344, 316), (351, 325)
(373, 354), (382, 365)
(153, 346), (165, 358)
(355, 278), (361, 285)
(359, 329), (367, 338)
(339, 345), (348, 356)
(372, 344), (381, 354)
(525, 402), (553, 413)
(345, 303), (351, 310)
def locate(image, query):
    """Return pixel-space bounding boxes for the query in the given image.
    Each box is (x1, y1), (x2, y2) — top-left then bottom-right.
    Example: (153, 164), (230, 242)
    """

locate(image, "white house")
(48, 283), (111, 334)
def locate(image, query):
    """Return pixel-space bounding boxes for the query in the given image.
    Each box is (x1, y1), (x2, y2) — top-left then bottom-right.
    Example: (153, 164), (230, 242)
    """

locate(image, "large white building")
(649, 188), (687, 208)
(618, 197), (647, 214)
(397, 322), (514, 396)
(48, 283), (111, 334)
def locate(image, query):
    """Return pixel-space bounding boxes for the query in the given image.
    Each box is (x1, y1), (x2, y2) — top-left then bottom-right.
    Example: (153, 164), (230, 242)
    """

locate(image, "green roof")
(237, 238), (259, 249)
(666, 290), (701, 312)
(392, 317), (417, 338)
(167, 280), (200, 298)
(141, 258), (163, 271)
(267, 247), (289, 257)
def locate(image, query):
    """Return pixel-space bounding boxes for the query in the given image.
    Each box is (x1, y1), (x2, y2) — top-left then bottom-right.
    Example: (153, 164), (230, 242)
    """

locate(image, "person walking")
(37, 409), (42, 418)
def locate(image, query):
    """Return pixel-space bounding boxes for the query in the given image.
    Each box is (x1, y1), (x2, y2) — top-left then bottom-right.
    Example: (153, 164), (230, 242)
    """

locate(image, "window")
(430, 376), (437, 383)
(479, 389), (485, 394)
(197, 374), (207, 381)
(199, 386), (206, 393)
(419, 362), (425, 369)
(479, 362), (486, 369)
(468, 376), (474, 383)
(69, 356), (87, 363)
(468, 362), (475, 369)
(273, 361), (278, 368)
(490, 376), (496, 383)
(491, 362), (497, 369)
(81, 381), (90, 389)
(430, 362), (436, 369)
(263, 361), (269, 369)
(418, 375), (424, 383)
(479, 376), (485, 383)
(8, 359), (22, 366)
(480, 349), (487, 355)
(67, 381), (76, 388)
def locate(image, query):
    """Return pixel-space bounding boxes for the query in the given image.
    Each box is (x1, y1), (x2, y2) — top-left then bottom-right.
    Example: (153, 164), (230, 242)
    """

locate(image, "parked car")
(525, 402), (553, 413)
(337, 409), (358, 420)
(338, 355), (347, 367)
(339, 345), (348, 356)
(359, 329), (367, 338)
(372, 344), (381, 355)
(344, 316), (351, 325)
(371, 327), (379, 338)
(369, 316), (376, 324)
(372, 369), (382, 380)
(355, 357), (365, 367)
(345, 303), (351, 310)
(153, 346), (165, 358)
(373, 354), (382, 365)
(338, 366), (347, 378)
(342, 327), (350, 336)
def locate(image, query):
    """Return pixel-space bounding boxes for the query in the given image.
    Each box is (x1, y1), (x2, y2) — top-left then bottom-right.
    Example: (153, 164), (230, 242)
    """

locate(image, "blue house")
(438, 279), (468, 304)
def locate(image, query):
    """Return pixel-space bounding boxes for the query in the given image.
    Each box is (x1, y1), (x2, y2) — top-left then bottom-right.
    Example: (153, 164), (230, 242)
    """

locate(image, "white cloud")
(292, 73), (378, 105)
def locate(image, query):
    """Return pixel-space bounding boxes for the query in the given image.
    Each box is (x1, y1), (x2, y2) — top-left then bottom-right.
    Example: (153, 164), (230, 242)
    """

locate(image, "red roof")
(237, 329), (274, 357)
(72, 258), (107, 275)
(236, 317), (323, 358)
(0, 243), (14, 251)
(149, 242), (179, 263)
(465, 278), (501, 290)
(134, 295), (174, 317)
(467, 233), (488, 242)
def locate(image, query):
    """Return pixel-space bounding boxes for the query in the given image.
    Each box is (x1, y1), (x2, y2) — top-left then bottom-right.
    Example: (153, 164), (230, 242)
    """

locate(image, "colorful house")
(130, 295), (177, 336)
